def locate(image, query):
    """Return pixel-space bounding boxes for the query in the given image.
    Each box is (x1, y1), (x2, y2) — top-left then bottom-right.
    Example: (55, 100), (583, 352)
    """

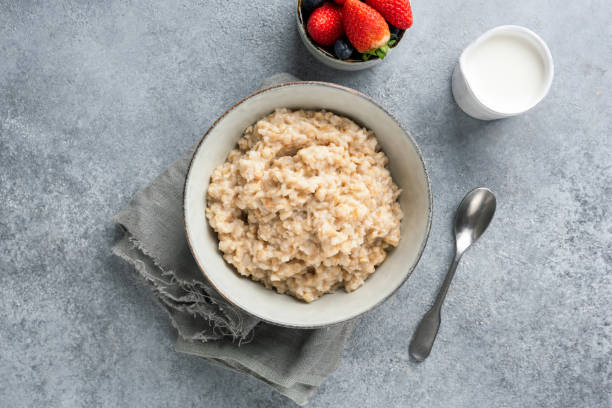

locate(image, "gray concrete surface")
(1, 1), (611, 407)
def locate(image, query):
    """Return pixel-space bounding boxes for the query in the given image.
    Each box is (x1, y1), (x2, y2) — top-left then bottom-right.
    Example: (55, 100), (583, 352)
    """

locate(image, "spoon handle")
(409, 256), (460, 362)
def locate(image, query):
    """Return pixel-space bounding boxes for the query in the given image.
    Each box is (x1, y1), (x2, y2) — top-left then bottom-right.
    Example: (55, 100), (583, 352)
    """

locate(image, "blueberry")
(389, 25), (401, 36)
(334, 38), (354, 60)
(302, 0), (325, 12)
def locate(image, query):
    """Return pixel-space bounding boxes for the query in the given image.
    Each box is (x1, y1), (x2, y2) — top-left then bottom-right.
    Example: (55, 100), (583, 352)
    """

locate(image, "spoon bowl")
(455, 188), (496, 255)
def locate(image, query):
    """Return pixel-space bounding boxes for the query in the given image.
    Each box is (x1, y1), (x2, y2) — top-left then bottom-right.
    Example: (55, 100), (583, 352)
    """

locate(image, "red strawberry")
(333, 0), (346, 4)
(366, 0), (413, 29)
(307, 3), (344, 47)
(342, 0), (390, 55)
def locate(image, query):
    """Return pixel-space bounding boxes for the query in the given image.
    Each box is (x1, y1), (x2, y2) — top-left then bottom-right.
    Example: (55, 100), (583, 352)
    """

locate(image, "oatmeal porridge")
(206, 108), (403, 302)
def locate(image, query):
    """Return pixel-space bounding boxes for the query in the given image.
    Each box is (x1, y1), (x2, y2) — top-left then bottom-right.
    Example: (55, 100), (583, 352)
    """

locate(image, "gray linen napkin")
(112, 73), (355, 406)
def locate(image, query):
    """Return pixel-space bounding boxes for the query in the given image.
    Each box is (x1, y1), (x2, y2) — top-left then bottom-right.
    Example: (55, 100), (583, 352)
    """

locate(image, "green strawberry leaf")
(362, 44), (391, 61)
(378, 45), (390, 59)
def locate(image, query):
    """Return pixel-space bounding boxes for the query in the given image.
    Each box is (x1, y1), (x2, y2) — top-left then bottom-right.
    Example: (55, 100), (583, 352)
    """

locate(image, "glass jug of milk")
(452, 25), (554, 120)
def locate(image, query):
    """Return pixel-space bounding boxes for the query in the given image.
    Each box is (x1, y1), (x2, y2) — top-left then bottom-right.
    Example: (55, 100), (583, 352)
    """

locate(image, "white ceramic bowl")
(184, 82), (432, 328)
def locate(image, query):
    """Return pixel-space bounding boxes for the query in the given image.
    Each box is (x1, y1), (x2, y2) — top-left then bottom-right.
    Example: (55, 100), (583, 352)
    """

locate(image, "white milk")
(463, 33), (547, 114)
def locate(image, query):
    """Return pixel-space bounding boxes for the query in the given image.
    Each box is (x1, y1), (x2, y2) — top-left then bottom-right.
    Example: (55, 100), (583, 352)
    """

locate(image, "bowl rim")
(183, 81), (433, 328)
(296, 0), (405, 65)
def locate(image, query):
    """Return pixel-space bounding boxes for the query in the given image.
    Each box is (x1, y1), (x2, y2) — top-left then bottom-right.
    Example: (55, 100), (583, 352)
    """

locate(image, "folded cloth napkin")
(112, 73), (355, 406)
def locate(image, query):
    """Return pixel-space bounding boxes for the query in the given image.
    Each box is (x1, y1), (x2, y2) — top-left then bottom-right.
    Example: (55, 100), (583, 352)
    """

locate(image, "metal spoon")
(409, 187), (496, 362)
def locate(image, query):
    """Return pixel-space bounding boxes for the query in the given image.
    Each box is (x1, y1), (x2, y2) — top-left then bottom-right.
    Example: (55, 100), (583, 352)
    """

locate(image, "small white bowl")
(452, 25), (554, 120)
(184, 82), (432, 328)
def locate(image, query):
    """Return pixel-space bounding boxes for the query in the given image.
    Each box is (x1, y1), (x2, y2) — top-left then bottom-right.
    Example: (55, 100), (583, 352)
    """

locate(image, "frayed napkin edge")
(112, 232), (256, 343)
